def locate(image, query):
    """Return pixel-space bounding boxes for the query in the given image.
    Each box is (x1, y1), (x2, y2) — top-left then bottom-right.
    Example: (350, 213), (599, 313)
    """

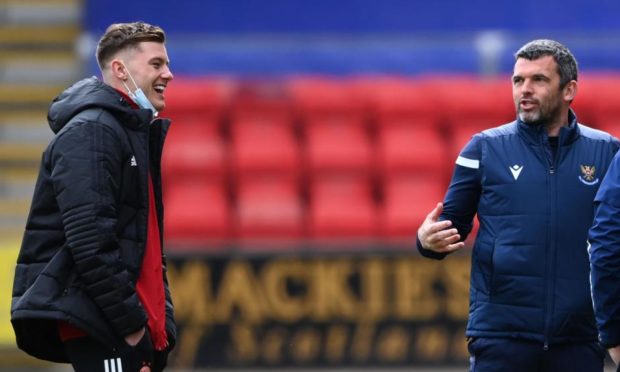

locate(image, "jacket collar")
(517, 108), (580, 146)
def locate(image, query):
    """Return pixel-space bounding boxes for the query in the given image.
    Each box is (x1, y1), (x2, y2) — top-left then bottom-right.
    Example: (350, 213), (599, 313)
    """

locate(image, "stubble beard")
(517, 101), (562, 128)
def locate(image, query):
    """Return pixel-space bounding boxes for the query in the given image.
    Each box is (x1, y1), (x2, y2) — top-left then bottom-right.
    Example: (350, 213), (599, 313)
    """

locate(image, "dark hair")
(514, 39), (578, 88)
(96, 21), (166, 69)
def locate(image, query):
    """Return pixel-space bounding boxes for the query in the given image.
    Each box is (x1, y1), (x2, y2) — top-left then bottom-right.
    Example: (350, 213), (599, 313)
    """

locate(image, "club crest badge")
(579, 165), (599, 186)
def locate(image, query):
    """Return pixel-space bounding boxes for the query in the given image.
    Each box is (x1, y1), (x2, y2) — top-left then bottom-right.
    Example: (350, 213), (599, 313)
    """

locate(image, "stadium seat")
(376, 123), (449, 178)
(308, 174), (378, 238)
(449, 121), (492, 158)
(227, 80), (300, 175)
(304, 116), (373, 175)
(577, 74), (620, 136)
(379, 174), (447, 238)
(231, 79), (292, 123)
(358, 77), (440, 127)
(230, 114), (300, 175)
(434, 76), (514, 158)
(571, 75), (600, 127)
(438, 76), (514, 123)
(287, 76), (365, 119)
(162, 77), (235, 123)
(235, 174), (304, 239)
(164, 179), (232, 245)
(161, 117), (227, 182)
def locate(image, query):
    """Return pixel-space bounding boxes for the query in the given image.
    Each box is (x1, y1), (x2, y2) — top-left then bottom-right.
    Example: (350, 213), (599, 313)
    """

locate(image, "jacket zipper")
(543, 133), (561, 351)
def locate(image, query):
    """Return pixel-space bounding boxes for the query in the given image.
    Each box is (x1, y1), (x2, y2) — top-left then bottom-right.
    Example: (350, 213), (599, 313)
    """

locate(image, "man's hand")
(417, 202), (465, 254)
(124, 327), (146, 346)
(608, 345), (620, 365)
(124, 327), (151, 372)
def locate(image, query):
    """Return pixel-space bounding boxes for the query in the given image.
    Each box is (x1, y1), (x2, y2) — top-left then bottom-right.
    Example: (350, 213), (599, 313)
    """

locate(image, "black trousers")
(468, 337), (606, 372)
(63, 335), (168, 372)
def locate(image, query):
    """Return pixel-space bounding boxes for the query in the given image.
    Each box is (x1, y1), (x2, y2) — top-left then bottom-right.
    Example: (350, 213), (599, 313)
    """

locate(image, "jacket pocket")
(471, 236), (496, 300)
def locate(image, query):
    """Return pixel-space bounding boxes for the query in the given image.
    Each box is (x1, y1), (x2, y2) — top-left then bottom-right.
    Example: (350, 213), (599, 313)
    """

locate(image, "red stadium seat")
(230, 114), (300, 175)
(164, 180), (232, 245)
(231, 80), (292, 123)
(357, 77), (440, 127)
(376, 123), (449, 178)
(235, 174), (304, 239)
(304, 116), (373, 175)
(308, 174), (378, 238)
(437, 76), (514, 123)
(379, 175), (447, 238)
(287, 76), (365, 118)
(577, 74), (620, 135)
(163, 77), (234, 123)
(449, 121), (492, 159)
(433, 76), (515, 158)
(162, 118), (227, 183)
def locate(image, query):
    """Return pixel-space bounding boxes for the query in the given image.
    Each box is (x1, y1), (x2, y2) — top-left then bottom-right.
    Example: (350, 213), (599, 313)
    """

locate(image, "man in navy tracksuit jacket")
(418, 40), (620, 371)
(589, 141), (620, 372)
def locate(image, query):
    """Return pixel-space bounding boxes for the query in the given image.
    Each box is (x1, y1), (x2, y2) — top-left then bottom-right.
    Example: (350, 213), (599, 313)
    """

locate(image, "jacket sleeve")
(418, 134), (482, 259)
(589, 151), (620, 348)
(50, 120), (147, 338)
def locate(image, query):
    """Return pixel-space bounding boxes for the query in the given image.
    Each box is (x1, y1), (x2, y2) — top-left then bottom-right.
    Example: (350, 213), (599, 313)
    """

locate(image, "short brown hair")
(96, 21), (166, 69)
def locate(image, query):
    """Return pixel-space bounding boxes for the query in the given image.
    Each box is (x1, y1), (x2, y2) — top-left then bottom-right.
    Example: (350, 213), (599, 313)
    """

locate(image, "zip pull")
(549, 165), (555, 175)
(543, 341), (549, 351)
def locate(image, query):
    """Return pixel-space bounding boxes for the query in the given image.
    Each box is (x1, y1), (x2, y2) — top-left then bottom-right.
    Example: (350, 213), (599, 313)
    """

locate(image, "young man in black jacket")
(11, 21), (175, 372)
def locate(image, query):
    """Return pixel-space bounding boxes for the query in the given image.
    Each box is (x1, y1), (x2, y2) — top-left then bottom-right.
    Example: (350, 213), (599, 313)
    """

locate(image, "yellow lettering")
(351, 322), (375, 362)
(262, 326), (287, 364)
(290, 327), (321, 363)
(215, 261), (267, 324)
(359, 258), (388, 322)
(229, 323), (258, 362)
(393, 259), (442, 320)
(376, 325), (409, 362)
(173, 326), (208, 368)
(261, 259), (308, 322)
(325, 324), (349, 363)
(444, 257), (471, 320)
(167, 262), (213, 325)
(308, 259), (358, 321)
(415, 326), (449, 361)
(450, 326), (469, 361)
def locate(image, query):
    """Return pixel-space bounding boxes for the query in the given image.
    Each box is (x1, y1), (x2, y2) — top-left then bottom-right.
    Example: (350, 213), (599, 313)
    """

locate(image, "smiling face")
(512, 55), (576, 133)
(109, 41), (173, 112)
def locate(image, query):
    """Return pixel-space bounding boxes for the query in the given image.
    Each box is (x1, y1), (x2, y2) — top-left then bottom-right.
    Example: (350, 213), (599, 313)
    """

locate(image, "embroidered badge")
(579, 165), (599, 185)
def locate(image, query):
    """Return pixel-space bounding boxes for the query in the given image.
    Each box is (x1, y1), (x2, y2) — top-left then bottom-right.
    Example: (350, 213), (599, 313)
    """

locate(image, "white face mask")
(120, 62), (158, 117)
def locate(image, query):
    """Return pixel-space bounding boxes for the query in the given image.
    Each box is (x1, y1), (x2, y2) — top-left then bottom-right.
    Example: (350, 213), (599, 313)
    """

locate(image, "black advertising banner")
(166, 252), (471, 369)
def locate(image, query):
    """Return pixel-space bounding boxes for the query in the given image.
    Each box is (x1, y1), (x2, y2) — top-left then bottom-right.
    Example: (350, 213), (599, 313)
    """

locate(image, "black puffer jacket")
(11, 77), (175, 362)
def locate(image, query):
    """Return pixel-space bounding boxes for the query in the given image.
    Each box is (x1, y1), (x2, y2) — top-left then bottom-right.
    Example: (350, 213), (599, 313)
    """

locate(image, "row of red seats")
(162, 117), (452, 181)
(164, 174), (447, 246)
(160, 75), (620, 246)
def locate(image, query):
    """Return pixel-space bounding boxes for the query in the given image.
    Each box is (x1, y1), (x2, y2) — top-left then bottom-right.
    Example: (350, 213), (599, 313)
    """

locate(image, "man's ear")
(110, 59), (127, 81)
(563, 80), (577, 102)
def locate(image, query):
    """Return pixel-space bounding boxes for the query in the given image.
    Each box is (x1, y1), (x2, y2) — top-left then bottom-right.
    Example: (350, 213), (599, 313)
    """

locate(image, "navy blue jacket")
(589, 150), (620, 348)
(419, 111), (619, 345)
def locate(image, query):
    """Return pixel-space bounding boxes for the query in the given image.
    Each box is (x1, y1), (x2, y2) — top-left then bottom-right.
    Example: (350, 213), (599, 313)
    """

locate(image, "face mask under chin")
(120, 62), (158, 116)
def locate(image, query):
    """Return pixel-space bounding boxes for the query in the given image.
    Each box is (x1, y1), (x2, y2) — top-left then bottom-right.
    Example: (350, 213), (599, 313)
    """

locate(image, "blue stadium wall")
(84, 0), (620, 76)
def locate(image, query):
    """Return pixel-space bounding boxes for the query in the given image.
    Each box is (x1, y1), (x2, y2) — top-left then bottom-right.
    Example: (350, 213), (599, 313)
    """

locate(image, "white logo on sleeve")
(104, 357), (123, 372)
(509, 164), (523, 180)
(130, 156), (137, 167)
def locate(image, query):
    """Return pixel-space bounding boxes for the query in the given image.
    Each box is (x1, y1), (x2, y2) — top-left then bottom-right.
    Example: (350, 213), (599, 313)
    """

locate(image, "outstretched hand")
(417, 202), (465, 254)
